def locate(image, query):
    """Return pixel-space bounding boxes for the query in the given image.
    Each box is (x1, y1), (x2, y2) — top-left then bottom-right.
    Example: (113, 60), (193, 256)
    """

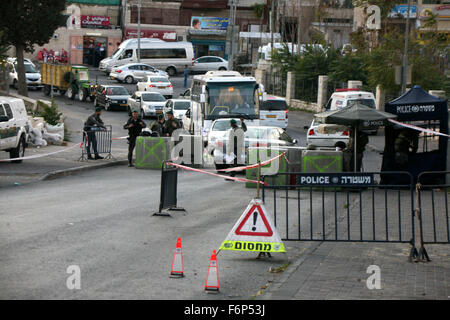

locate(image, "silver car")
(109, 63), (168, 84)
(127, 91), (166, 118)
(7, 61), (42, 90)
(190, 56), (228, 74)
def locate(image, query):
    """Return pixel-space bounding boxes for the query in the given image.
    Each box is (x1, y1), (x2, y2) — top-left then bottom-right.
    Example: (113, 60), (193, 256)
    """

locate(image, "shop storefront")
(188, 17), (229, 59)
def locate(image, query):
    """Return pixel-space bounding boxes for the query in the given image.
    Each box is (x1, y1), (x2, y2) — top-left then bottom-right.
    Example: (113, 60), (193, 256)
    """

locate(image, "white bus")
(187, 71), (266, 143)
(99, 38), (194, 76)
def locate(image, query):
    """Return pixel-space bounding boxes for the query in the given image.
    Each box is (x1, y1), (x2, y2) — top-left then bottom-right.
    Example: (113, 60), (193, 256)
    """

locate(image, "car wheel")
(67, 86), (76, 100)
(166, 67), (176, 77)
(10, 135), (25, 163)
(219, 67), (227, 71)
(125, 76), (134, 84)
(43, 85), (51, 96)
(79, 88), (88, 101)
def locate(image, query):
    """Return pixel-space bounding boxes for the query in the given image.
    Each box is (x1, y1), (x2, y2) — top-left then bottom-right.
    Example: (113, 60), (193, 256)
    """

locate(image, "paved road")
(0, 166), (309, 299)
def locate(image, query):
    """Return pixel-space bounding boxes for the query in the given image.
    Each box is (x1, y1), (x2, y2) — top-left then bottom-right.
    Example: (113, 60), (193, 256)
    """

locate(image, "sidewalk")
(0, 141), (128, 188)
(258, 240), (449, 300)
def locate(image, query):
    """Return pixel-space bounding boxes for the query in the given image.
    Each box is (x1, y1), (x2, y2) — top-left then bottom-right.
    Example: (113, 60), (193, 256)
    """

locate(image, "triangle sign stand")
(218, 198), (286, 254)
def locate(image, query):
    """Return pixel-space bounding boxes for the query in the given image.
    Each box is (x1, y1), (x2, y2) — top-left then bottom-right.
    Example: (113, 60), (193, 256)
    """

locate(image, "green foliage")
(253, 3), (266, 18)
(0, 0), (67, 53)
(36, 99), (62, 126)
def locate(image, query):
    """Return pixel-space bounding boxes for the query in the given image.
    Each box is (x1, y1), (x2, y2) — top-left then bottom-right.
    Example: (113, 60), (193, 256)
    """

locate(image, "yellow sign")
(219, 240), (285, 253)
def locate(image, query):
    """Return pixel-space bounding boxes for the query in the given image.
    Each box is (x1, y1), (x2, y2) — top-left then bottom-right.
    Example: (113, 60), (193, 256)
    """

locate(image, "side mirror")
(0, 115), (9, 122)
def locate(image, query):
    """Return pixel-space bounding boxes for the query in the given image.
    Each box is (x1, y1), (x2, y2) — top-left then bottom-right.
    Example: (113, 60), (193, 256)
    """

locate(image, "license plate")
(266, 115), (276, 118)
(156, 110), (162, 114)
(120, 104), (127, 107)
(158, 87), (165, 89)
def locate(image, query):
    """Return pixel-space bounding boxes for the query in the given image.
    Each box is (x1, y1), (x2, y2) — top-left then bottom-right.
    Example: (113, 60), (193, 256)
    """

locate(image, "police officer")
(84, 107), (107, 160)
(123, 109), (146, 167)
(150, 114), (166, 136)
(164, 110), (180, 137)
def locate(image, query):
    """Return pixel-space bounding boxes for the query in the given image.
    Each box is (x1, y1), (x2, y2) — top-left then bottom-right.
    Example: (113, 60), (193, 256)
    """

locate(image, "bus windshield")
(205, 82), (258, 120)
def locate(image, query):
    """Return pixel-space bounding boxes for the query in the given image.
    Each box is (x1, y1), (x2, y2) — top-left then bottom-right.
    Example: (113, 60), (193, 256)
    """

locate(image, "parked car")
(212, 126), (297, 168)
(0, 96), (29, 163)
(326, 88), (378, 134)
(127, 91), (166, 118)
(94, 85), (130, 111)
(109, 63), (168, 84)
(190, 56), (228, 73)
(259, 96), (289, 129)
(163, 99), (191, 123)
(182, 106), (193, 132)
(7, 60), (42, 90)
(136, 75), (173, 98)
(304, 115), (350, 149)
(206, 118), (243, 148)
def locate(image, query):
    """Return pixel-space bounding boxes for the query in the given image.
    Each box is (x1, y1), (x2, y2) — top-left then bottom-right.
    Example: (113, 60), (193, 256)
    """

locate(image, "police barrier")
(415, 172), (450, 261)
(262, 171), (421, 261)
(80, 125), (112, 160)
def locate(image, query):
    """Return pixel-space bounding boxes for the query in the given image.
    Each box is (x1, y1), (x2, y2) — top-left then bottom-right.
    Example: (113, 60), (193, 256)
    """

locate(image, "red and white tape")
(0, 143), (81, 162)
(166, 162), (268, 185)
(215, 151), (287, 172)
(388, 119), (450, 138)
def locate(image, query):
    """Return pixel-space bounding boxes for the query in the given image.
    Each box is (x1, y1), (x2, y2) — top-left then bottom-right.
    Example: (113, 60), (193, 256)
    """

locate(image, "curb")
(39, 159), (128, 181)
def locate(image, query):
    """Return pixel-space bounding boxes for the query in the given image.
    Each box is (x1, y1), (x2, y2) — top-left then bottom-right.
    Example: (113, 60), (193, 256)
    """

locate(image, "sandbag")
(43, 130), (63, 145)
(45, 122), (64, 141)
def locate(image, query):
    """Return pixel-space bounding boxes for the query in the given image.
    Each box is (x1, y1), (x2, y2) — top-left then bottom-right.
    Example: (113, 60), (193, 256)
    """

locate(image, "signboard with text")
(81, 15), (110, 29)
(190, 16), (229, 30)
(297, 173), (375, 187)
(125, 29), (177, 41)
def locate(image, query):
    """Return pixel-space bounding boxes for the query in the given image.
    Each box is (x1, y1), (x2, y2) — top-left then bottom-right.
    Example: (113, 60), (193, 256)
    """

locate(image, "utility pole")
(228, 0), (238, 71)
(401, 0), (411, 94)
(137, 0), (141, 63)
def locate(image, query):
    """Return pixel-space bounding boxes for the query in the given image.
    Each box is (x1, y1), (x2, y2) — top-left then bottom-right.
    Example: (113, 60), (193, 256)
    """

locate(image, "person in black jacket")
(84, 107), (107, 160)
(124, 109), (146, 167)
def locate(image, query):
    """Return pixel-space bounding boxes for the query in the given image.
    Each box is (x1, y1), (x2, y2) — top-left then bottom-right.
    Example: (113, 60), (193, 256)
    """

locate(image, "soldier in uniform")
(150, 114), (166, 136)
(123, 109), (146, 167)
(164, 110), (180, 137)
(83, 107), (107, 160)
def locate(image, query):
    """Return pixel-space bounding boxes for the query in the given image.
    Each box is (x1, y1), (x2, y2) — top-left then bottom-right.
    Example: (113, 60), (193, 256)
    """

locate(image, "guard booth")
(381, 85), (448, 184)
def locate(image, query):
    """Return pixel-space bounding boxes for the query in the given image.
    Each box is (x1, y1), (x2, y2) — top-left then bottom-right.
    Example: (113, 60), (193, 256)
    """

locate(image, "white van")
(259, 96), (288, 129)
(99, 38), (194, 76)
(0, 97), (29, 162)
(326, 88), (376, 111)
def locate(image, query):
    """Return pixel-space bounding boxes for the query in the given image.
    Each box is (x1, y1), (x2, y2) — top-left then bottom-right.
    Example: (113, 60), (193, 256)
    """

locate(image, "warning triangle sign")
(219, 199), (286, 254)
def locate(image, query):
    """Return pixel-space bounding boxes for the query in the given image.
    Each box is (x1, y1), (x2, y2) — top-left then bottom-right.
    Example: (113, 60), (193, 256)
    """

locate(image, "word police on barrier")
(298, 173), (375, 186)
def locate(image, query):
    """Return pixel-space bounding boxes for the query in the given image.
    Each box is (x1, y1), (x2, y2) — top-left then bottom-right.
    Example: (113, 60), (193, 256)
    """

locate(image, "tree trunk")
(15, 44), (28, 97)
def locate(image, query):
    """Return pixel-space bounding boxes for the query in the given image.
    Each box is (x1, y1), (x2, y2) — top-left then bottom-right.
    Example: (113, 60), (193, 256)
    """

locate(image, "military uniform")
(164, 112), (180, 136)
(123, 112), (146, 166)
(83, 108), (106, 160)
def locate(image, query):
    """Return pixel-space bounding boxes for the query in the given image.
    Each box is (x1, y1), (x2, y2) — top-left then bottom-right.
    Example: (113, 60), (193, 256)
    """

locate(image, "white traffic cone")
(204, 250), (219, 292)
(170, 237), (184, 278)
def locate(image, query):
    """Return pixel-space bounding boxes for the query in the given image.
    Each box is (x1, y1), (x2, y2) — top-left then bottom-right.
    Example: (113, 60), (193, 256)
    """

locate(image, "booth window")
(397, 120), (441, 153)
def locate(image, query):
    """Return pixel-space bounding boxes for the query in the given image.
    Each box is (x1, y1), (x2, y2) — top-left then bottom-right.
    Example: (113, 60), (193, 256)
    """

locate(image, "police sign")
(298, 173), (374, 186)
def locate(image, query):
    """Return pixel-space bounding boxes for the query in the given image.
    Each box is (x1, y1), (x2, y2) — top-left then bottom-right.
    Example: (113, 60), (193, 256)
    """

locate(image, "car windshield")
(212, 120), (242, 131)
(107, 87), (129, 95)
(347, 99), (376, 108)
(173, 101), (191, 110)
(77, 70), (89, 81)
(206, 82), (258, 118)
(149, 77), (169, 83)
(20, 63), (38, 73)
(261, 99), (287, 111)
(142, 93), (165, 102)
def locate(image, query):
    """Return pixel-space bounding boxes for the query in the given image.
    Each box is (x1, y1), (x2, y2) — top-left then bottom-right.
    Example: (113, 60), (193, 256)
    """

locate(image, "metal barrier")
(262, 171), (420, 261)
(415, 171), (450, 261)
(80, 125), (112, 161)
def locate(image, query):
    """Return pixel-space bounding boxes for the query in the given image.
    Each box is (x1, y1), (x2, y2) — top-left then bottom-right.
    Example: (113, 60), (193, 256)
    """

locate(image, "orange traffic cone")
(205, 250), (219, 292)
(170, 237), (184, 278)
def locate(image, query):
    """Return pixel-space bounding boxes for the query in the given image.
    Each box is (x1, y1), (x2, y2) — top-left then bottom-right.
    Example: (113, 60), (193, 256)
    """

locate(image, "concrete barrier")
(135, 136), (172, 169)
(302, 149), (343, 173)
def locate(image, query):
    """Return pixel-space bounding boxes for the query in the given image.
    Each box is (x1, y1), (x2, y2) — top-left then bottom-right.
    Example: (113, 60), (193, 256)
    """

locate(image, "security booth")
(381, 85), (448, 184)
